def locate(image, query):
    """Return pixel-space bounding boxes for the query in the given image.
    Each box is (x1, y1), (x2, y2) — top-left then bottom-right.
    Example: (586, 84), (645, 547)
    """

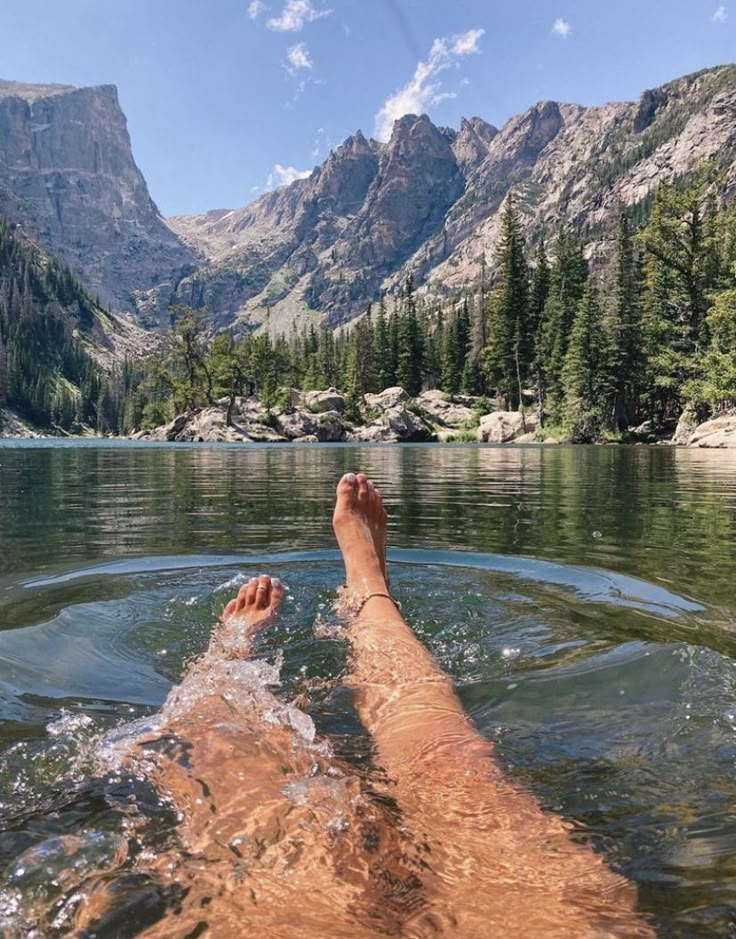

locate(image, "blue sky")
(1, 0), (733, 216)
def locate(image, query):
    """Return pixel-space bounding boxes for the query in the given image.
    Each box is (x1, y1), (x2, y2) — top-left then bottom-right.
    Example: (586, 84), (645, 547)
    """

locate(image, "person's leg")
(333, 472), (654, 937)
(80, 574), (392, 939)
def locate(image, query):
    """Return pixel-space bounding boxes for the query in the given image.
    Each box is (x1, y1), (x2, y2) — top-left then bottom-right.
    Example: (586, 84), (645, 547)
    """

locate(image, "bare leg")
(80, 574), (401, 939)
(334, 472), (654, 937)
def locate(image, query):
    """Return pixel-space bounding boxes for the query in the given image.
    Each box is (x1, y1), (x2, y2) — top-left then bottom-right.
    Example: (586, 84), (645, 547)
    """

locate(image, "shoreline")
(3, 392), (734, 448)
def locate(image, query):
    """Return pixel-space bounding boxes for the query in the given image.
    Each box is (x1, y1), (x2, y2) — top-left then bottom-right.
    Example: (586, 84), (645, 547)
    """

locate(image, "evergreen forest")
(2, 167), (736, 441)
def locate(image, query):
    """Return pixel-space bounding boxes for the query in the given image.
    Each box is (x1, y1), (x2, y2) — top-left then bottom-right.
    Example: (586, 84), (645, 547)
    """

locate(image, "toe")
(336, 473), (357, 510)
(235, 581), (250, 612)
(356, 473), (369, 508)
(223, 598), (238, 619)
(255, 574), (271, 609)
(238, 577), (258, 611)
(269, 577), (284, 612)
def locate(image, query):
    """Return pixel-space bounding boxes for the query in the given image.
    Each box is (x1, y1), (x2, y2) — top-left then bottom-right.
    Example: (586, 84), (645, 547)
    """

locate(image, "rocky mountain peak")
(305, 130), (380, 216)
(463, 116), (498, 141)
(350, 113), (464, 271)
(0, 78), (194, 322)
(490, 100), (565, 165)
(453, 116), (499, 172)
(4, 65), (736, 336)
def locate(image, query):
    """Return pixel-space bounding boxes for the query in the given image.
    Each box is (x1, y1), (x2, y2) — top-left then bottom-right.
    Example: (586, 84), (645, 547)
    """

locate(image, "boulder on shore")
(414, 390), (476, 428)
(478, 410), (539, 444)
(363, 387), (409, 412)
(312, 410), (349, 442)
(672, 410), (699, 446)
(686, 412), (736, 448)
(150, 408), (287, 443)
(275, 409), (318, 440)
(300, 388), (346, 414)
(349, 405), (435, 443)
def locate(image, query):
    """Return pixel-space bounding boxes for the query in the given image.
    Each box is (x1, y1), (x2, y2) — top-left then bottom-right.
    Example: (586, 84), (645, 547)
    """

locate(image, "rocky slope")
(169, 65), (736, 330)
(0, 79), (196, 325)
(3, 66), (736, 334)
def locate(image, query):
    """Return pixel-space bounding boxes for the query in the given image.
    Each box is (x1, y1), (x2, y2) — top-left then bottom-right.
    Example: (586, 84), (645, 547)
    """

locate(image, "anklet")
(337, 585), (398, 616)
(357, 591), (397, 614)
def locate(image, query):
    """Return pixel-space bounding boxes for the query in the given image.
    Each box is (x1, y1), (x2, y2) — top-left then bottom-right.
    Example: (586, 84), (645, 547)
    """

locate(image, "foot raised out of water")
(332, 472), (389, 596)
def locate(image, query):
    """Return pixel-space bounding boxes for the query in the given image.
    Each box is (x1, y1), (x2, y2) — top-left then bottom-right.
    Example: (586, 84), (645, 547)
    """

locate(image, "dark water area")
(0, 440), (735, 935)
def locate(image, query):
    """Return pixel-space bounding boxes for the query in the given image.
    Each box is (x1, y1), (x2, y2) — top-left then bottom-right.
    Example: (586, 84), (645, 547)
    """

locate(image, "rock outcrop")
(413, 390), (476, 428)
(349, 406), (435, 443)
(0, 79), (196, 324)
(478, 410), (540, 444)
(150, 408), (287, 443)
(140, 387), (477, 444)
(363, 386), (410, 412)
(678, 412), (736, 448)
(0, 408), (42, 438)
(299, 388), (346, 414)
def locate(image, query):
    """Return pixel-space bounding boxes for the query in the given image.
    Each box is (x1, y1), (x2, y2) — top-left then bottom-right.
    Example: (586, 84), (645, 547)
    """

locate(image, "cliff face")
(3, 67), (736, 334)
(0, 79), (196, 323)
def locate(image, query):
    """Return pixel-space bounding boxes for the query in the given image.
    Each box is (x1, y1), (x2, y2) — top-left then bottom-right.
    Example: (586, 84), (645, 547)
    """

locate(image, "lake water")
(0, 441), (735, 935)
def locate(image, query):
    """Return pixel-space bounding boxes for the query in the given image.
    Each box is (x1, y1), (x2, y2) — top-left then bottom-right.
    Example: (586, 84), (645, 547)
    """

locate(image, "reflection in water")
(0, 443), (735, 935)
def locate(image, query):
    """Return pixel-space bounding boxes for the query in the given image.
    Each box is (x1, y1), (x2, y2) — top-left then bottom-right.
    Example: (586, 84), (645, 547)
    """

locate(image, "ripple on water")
(0, 550), (734, 935)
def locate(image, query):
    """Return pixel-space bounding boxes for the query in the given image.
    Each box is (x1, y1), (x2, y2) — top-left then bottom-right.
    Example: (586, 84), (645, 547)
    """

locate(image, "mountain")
(0, 79), (196, 325)
(168, 65), (736, 329)
(2, 66), (736, 334)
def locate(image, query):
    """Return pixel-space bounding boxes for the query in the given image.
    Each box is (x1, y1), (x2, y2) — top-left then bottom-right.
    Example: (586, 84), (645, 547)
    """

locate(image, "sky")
(1, 0), (733, 217)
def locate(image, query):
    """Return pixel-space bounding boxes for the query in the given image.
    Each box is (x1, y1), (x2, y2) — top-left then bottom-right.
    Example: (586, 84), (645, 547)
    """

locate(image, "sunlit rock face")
(0, 79), (196, 323)
(4, 66), (736, 334)
(169, 66), (736, 332)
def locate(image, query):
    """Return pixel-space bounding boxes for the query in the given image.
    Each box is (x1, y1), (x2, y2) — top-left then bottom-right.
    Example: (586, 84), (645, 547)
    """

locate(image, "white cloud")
(311, 126), (326, 159)
(267, 0), (331, 31)
(711, 5), (727, 22)
(373, 28), (485, 142)
(285, 41), (314, 73)
(552, 17), (571, 38)
(247, 0), (266, 20)
(452, 28), (485, 55)
(266, 163), (311, 190)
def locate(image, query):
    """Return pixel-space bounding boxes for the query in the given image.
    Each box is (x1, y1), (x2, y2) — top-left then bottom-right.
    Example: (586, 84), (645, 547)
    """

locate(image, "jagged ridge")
(2, 65), (736, 334)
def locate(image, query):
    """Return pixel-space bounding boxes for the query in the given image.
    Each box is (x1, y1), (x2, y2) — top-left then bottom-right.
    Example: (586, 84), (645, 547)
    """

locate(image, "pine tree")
(562, 282), (613, 442)
(538, 232), (588, 420)
(396, 275), (424, 395)
(608, 214), (644, 429)
(373, 296), (391, 391)
(483, 195), (529, 407)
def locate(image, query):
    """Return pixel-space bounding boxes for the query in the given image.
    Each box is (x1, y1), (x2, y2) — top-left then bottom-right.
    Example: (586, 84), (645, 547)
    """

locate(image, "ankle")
(346, 572), (388, 596)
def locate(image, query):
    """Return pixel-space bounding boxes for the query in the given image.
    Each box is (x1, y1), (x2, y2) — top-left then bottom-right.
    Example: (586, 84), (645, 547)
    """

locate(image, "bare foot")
(222, 574), (284, 639)
(333, 473), (389, 597)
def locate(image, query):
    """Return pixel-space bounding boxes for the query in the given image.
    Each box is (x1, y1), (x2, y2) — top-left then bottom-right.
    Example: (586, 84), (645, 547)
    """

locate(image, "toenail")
(272, 578), (281, 587)
(345, 473), (356, 485)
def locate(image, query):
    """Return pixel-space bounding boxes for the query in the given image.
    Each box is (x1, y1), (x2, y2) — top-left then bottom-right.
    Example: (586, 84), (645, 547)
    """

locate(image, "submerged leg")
(333, 472), (654, 937)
